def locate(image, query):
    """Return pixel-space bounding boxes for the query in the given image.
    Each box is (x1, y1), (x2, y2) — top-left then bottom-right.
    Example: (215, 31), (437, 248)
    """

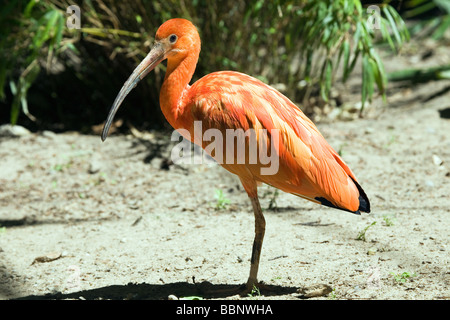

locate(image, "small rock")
(354, 101), (363, 110)
(426, 127), (436, 134)
(41, 130), (57, 139)
(297, 80), (308, 88)
(364, 127), (375, 134)
(0, 124), (31, 137)
(425, 180), (435, 188)
(432, 155), (443, 166)
(128, 200), (139, 210)
(88, 154), (102, 174)
(168, 294), (178, 300)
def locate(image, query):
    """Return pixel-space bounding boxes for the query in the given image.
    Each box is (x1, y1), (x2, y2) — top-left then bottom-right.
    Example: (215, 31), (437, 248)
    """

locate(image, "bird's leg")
(246, 195), (266, 292)
(197, 194), (267, 298)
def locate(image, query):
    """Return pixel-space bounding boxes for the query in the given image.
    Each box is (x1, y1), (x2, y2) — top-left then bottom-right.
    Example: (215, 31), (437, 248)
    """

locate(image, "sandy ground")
(0, 45), (449, 300)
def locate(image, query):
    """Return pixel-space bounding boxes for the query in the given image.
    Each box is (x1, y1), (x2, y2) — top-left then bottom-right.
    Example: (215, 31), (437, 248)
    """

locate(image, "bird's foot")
(197, 282), (269, 298)
(241, 280), (274, 297)
(195, 280), (298, 298)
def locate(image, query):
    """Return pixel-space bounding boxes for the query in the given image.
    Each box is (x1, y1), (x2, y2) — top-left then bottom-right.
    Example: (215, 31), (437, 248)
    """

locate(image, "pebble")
(425, 180), (435, 188)
(41, 130), (57, 138)
(0, 124), (31, 137)
(365, 127), (375, 134)
(432, 155), (443, 166)
(88, 154), (102, 174)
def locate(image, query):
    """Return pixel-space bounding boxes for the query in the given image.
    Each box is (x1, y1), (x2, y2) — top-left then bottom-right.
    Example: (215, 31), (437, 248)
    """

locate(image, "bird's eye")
(169, 34), (177, 43)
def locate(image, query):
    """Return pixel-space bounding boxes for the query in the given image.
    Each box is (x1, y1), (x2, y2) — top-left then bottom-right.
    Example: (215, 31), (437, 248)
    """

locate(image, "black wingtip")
(314, 178), (370, 215)
(314, 196), (358, 214)
(352, 178), (371, 213)
(358, 194), (370, 213)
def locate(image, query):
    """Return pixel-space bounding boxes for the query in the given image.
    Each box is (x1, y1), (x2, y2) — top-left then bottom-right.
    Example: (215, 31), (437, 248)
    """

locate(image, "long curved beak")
(101, 42), (166, 141)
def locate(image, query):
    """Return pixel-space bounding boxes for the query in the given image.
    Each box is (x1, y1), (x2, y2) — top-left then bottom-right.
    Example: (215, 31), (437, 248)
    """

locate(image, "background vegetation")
(0, 0), (447, 133)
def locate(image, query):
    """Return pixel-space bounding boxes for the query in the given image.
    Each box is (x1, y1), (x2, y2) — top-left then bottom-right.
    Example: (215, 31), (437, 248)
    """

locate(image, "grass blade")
(382, 6), (402, 46)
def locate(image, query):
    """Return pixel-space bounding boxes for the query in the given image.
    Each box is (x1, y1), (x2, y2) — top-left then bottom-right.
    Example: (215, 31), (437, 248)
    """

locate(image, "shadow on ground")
(14, 281), (299, 300)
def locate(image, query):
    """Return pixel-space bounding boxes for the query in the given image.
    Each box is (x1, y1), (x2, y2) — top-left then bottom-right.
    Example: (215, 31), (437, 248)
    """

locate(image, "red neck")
(159, 51), (199, 129)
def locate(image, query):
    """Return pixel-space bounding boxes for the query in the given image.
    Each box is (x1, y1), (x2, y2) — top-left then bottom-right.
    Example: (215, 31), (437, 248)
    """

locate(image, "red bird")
(102, 18), (370, 293)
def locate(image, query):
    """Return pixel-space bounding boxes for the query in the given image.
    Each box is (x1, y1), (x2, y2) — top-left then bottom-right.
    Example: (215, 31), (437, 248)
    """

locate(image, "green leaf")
(361, 55), (375, 109)
(320, 59), (332, 101)
(432, 15), (450, 40)
(24, 0), (38, 18)
(367, 58), (376, 98)
(382, 6), (402, 46)
(438, 70), (450, 79)
(55, 13), (65, 48)
(370, 51), (386, 96)
(380, 18), (395, 52)
(9, 81), (20, 125)
(325, 59), (333, 99)
(353, 21), (362, 50)
(0, 60), (7, 100)
(341, 40), (350, 82)
(435, 0), (450, 13)
(387, 5), (409, 43)
(404, 1), (437, 18)
(346, 48), (360, 83)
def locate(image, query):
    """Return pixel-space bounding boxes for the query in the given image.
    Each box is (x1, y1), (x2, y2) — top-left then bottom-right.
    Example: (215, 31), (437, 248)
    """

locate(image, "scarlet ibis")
(102, 18), (370, 292)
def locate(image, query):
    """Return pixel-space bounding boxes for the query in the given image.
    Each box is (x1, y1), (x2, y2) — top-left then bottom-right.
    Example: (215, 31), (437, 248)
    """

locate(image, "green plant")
(405, 0), (450, 40)
(1, 1), (409, 129)
(387, 64), (450, 83)
(247, 285), (261, 297)
(385, 1), (450, 84)
(288, 1), (408, 113)
(214, 189), (230, 210)
(328, 288), (338, 300)
(52, 161), (72, 172)
(390, 271), (417, 284)
(1, 1), (67, 124)
(338, 143), (347, 157)
(384, 131), (398, 149)
(356, 221), (377, 241)
(382, 214), (395, 226)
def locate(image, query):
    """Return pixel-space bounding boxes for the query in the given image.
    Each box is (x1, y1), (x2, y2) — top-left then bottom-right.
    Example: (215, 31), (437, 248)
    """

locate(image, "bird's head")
(101, 18), (200, 141)
(155, 18), (201, 63)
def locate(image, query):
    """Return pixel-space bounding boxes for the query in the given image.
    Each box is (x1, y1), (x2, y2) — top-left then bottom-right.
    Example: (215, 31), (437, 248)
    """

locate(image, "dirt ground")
(0, 42), (449, 300)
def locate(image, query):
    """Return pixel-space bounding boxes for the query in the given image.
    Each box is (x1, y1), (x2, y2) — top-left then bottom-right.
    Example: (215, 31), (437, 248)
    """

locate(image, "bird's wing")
(187, 71), (364, 212)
